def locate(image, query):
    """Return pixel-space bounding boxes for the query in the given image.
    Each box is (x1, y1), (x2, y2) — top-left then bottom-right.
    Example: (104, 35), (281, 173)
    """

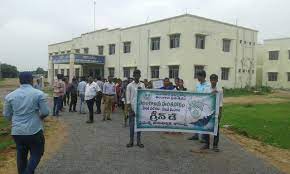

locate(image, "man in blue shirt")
(159, 77), (176, 90)
(3, 72), (49, 174)
(188, 70), (211, 141)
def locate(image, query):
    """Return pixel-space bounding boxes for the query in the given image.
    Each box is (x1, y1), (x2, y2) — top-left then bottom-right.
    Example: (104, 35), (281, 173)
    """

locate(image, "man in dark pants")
(53, 74), (65, 116)
(69, 77), (78, 112)
(95, 76), (104, 114)
(201, 74), (224, 152)
(126, 70), (145, 148)
(3, 72), (49, 174)
(85, 76), (101, 123)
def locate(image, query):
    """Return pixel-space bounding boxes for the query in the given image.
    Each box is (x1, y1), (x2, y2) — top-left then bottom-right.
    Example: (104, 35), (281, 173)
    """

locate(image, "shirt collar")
(20, 84), (32, 88)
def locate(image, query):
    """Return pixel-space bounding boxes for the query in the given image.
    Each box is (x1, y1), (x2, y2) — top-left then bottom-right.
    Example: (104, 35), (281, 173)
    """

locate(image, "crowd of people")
(3, 69), (223, 174)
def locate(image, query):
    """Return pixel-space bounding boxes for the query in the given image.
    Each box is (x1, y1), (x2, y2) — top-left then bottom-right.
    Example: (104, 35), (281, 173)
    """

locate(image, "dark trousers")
(204, 114), (222, 147)
(86, 98), (95, 121)
(95, 94), (102, 113)
(12, 130), (45, 174)
(129, 111), (141, 143)
(63, 93), (70, 106)
(69, 93), (77, 111)
(53, 97), (61, 116)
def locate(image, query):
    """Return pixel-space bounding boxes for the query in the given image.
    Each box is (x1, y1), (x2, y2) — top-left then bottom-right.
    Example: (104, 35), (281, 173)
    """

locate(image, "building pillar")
(48, 57), (54, 85)
(69, 54), (75, 82)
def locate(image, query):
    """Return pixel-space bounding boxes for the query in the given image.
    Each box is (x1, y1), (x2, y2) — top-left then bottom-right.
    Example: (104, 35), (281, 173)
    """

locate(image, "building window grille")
(151, 66), (159, 78)
(196, 34), (206, 49)
(169, 65), (179, 79)
(123, 42), (131, 53)
(222, 39), (231, 52)
(268, 72), (278, 81)
(151, 37), (160, 50)
(169, 34), (180, 49)
(269, 51), (279, 60)
(221, 68), (230, 80)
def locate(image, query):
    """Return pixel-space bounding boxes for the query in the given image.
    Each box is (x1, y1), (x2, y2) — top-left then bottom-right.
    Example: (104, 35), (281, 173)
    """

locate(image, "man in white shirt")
(85, 76), (101, 123)
(102, 76), (116, 121)
(126, 69), (145, 148)
(201, 74), (224, 152)
(95, 76), (104, 114)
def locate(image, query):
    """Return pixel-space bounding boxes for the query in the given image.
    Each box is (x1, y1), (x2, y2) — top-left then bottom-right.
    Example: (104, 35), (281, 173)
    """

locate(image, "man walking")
(85, 76), (101, 123)
(78, 77), (87, 114)
(102, 76), (116, 121)
(126, 69), (145, 148)
(3, 72), (49, 174)
(95, 76), (104, 114)
(53, 74), (65, 116)
(69, 77), (78, 112)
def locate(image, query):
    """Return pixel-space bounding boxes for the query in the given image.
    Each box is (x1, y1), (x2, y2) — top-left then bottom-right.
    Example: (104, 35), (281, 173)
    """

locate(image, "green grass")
(224, 86), (272, 97)
(43, 87), (53, 97)
(221, 102), (290, 149)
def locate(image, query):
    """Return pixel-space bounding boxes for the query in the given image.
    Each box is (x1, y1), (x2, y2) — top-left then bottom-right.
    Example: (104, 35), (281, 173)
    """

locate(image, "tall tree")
(0, 63), (19, 78)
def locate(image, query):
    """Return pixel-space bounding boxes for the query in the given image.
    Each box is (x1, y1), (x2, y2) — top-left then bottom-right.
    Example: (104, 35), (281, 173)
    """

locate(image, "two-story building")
(257, 38), (290, 89)
(48, 14), (258, 90)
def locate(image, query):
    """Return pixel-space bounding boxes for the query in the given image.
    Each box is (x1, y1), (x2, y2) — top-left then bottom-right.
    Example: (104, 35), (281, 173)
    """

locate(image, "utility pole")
(0, 60), (2, 79)
(93, 0), (96, 31)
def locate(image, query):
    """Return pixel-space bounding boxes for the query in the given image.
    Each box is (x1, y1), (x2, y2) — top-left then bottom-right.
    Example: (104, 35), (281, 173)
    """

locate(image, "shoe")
(126, 143), (133, 148)
(107, 118), (112, 121)
(188, 136), (199, 141)
(69, 110), (72, 112)
(73, 110), (77, 112)
(86, 120), (94, 124)
(213, 146), (220, 152)
(200, 144), (210, 150)
(96, 112), (101, 114)
(137, 143), (144, 148)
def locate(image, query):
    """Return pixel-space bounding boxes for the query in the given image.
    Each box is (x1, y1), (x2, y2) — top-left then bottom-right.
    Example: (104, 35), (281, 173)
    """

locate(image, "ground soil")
(222, 129), (290, 174)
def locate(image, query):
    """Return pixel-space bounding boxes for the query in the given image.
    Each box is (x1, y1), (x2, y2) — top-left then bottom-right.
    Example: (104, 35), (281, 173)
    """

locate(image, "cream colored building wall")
(260, 38), (290, 89)
(48, 14), (257, 90)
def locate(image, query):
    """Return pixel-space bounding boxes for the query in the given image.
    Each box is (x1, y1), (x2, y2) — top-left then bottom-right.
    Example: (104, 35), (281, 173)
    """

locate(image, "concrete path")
(37, 109), (282, 174)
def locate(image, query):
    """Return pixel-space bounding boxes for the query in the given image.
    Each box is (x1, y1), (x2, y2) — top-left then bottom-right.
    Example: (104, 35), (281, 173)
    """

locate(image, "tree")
(35, 67), (45, 75)
(0, 63), (19, 78)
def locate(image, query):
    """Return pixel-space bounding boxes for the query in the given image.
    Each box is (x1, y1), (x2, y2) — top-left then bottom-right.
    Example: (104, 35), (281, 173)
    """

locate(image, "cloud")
(0, 0), (290, 70)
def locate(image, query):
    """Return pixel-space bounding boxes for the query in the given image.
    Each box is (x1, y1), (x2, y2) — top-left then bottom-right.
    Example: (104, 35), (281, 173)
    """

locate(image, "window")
(288, 72), (290, 82)
(249, 42), (252, 45)
(151, 66), (159, 78)
(268, 72), (278, 81)
(61, 51), (65, 54)
(195, 34), (205, 49)
(66, 69), (70, 76)
(240, 40), (242, 44)
(75, 49), (80, 53)
(67, 50), (71, 54)
(109, 44), (115, 55)
(54, 52), (59, 55)
(75, 68), (80, 77)
(222, 39), (231, 52)
(151, 37), (160, 50)
(123, 42), (131, 53)
(169, 66), (179, 79)
(54, 69), (58, 75)
(221, 68), (230, 80)
(98, 46), (104, 55)
(61, 69), (64, 75)
(244, 41), (247, 44)
(194, 65), (205, 78)
(169, 34), (180, 48)
(123, 67), (130, 78)
(253, 42), (255, 46)
(108, 68), (115, 77)
(238, 69), (241, 73)
(83, 48), (89, 54)
(269, 51), (279, 60)
(243, 69), (245, 73)
(288, 50), (290, 59)
(252, 70), (255, 74)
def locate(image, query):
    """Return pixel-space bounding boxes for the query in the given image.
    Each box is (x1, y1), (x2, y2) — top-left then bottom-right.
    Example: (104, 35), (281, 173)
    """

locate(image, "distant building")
(257, 38), (290, 89)
(48, 14), (257, 90)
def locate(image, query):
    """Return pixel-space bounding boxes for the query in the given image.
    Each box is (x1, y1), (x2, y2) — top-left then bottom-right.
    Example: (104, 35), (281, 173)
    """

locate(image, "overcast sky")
(0, 0), (290, 71)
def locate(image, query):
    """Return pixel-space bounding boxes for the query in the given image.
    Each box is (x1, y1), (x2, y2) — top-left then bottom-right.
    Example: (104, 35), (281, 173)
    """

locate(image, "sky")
(0, 0), (290, 71)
